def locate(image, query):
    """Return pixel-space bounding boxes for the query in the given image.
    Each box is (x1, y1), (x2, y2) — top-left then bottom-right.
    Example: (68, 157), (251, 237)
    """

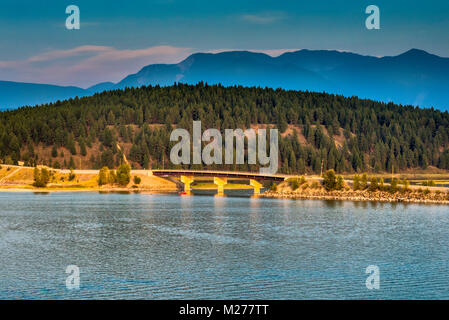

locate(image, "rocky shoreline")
(261, 189), (449, 205)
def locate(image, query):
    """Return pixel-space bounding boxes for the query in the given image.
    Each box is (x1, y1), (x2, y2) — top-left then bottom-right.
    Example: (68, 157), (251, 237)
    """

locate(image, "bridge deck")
(152, 169), (287, 182)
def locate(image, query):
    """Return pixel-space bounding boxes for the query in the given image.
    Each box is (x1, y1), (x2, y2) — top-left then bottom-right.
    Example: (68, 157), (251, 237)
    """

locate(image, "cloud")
(0, 45), (300, 87)
(240, 12), (287, 24)
(27, 45), (111, 63)
(0, 45), (193, 88)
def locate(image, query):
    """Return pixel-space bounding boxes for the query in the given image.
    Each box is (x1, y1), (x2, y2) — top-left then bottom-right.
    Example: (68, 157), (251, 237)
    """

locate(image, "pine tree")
(79, 139), (87, 157)
(336, 175), (344, 190)
(368, 177), (379, 192)
(116, 163), (131, 186)
(51, 145), (58, 158)
(69, 156), (76, 169)
(323, 169), (337, 191)
(353, 174), (361, 191)
(98, 167), (110, 185)
(361, 173), (368, 190)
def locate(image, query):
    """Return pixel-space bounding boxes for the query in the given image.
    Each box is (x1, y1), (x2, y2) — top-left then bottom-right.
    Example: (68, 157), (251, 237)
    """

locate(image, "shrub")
(422, 180), (436, 187)
(109, 170), (117, 184)
(98, 167), (110, 186)
(311, 181), (321, 189)
(379, 178), (385, 191)
(323, 169), (337, 191)
(133, 176), (141, 185)
(4, 156), (13, 165)
(33, 167), (50, 187)
(289, 178), (300, 190)
(353, 174), (361, 191)
(360, 173), (368, 190)
(401, 179), (410, 193)
(423, 188), (430, 195)
(116, 163), (131, 186)
(368, 177), (379, 192)
(269, 182), (278, 191)
(68, 169), (76, 181)
(336, 175), (344, 190)
(390, 178), (399, 193)
(299, 175), (306, 185)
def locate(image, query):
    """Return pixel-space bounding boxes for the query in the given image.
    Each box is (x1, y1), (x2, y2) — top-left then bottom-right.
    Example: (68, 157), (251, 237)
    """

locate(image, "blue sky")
(1, 0), (448, 87)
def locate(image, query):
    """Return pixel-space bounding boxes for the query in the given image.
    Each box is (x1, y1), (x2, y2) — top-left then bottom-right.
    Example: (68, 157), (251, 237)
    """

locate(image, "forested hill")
(1, 83), (449, 174)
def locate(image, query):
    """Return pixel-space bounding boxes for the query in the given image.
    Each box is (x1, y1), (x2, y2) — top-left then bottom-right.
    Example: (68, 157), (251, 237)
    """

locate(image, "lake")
(0, 192), (448, 299)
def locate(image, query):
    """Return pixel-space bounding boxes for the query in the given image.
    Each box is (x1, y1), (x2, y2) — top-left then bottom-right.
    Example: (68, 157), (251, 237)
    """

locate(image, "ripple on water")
(0, 192), (448, 299)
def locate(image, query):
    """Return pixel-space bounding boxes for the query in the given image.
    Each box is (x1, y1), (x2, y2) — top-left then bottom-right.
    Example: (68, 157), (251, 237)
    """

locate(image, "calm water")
(0, 192), (448, 299)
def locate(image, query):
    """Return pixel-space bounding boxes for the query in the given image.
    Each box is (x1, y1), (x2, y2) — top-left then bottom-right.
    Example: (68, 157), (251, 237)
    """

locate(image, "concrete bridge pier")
(180, 175), (194, 193)
(214, 177), (227, 195)
(250, 179), (262, 195)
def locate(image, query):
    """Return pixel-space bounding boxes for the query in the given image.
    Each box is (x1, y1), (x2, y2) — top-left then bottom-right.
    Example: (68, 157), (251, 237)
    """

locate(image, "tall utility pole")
(320, 159), (324, 177)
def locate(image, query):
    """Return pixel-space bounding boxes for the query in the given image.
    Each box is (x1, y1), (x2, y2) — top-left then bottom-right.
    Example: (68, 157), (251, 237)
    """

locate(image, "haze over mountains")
(1, 48), (448, 111)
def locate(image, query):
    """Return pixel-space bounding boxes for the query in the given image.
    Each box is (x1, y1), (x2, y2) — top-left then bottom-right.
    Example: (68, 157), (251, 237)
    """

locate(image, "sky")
(0, 0), (448, 88)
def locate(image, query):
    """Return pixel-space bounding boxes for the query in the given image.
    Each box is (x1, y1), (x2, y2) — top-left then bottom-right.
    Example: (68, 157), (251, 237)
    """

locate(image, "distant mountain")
(1, 49), (449, 111)
(116, 51), (326, 91)
(0, 81), (117, 111)
(0, 81), (89, 111)
(87, 82), (115, 93)
(114, 48), (449, 111)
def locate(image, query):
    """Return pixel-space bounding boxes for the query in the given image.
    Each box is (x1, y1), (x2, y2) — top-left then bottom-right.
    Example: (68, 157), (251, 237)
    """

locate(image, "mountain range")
(1, 48), (448, 111)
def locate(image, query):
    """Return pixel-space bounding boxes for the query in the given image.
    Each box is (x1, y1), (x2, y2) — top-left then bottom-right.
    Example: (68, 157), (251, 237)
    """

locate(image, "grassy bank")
(0, 165), (178, 192)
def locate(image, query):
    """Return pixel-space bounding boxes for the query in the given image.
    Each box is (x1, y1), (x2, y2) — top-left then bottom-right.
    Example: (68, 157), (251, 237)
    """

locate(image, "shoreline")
(260, 190), (449, 205)
(0, 186), (178, 193)
(0, 186), (249, 193)
(1, 186), (449, 205)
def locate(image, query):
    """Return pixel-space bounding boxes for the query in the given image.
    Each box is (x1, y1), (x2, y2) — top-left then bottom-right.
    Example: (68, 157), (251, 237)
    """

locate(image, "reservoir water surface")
(0, 192), (448, 299)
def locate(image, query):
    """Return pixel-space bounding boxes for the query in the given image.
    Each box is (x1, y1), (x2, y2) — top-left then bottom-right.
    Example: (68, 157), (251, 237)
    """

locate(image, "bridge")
(151, 169), (288, 195)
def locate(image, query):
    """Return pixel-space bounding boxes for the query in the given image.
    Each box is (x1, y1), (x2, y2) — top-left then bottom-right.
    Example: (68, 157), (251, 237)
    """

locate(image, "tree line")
(1, 82), (449, 174)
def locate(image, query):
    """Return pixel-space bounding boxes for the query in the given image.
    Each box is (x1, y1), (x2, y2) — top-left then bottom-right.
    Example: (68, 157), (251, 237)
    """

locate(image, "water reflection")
(324, 200), (338, 208)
